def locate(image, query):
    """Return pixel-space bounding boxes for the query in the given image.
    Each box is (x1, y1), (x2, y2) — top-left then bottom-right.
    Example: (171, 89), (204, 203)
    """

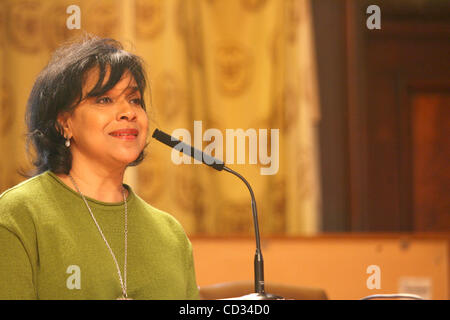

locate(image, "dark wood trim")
(345, 0), (369, 231)
(397, 74), (414, 231)
(311, 0), (350, 232)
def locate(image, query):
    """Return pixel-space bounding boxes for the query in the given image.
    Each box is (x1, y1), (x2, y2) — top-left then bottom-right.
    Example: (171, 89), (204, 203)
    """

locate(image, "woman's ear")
(56, 112), (72, 138)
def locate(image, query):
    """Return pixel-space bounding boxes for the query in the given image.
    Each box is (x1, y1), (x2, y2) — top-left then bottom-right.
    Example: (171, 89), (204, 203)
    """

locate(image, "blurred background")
(0, 0), (449, 299)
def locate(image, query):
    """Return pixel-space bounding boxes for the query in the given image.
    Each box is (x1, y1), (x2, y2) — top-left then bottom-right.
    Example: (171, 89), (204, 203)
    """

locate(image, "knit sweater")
(0, 170), (199, 300)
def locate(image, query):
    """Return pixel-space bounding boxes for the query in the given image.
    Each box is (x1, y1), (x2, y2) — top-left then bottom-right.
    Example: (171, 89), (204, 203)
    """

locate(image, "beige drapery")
(0, 0), (321, 235)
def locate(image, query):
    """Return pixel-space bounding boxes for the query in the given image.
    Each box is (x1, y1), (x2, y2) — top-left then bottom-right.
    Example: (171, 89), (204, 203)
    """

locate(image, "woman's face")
(59, 67), (149, 170)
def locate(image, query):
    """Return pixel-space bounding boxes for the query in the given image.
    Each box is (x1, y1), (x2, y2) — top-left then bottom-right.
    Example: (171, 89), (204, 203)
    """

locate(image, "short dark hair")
(20, 35), (150, 178)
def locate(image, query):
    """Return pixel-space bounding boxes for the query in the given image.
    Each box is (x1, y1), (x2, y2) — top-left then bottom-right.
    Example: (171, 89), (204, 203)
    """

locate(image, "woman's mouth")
(109, 129), (139, 140)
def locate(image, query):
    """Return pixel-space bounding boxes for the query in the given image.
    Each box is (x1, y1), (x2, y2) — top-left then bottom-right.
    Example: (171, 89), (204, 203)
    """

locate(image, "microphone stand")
(152, 129), (283, 299)
(223, 166), (282, 300)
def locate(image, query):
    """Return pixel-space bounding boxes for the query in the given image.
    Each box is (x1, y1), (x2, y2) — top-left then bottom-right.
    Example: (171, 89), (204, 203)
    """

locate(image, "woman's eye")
(96, 97), (112, 104)
(130, 98), (142, 106)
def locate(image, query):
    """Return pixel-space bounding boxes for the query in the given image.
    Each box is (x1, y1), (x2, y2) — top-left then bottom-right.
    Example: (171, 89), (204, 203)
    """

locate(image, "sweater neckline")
(46, 170), (135, 208)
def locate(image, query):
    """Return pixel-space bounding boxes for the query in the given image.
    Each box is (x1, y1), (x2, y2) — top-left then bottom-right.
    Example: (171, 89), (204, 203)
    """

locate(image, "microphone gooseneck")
(222, 166), (265, 295)
(152, 128), (282, 299)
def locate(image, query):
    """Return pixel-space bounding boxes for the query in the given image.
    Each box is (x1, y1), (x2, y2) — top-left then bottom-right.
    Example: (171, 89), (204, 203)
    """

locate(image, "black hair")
(20, 35), (150, 178)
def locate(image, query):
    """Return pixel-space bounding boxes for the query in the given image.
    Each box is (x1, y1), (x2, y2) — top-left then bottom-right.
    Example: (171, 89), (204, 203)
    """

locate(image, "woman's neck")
(54, 165), (129, 203)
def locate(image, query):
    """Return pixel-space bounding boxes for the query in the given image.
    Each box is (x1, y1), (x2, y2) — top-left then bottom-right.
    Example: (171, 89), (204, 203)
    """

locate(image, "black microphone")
(152, 128), (282, 299)
(152, 128), (225, 171)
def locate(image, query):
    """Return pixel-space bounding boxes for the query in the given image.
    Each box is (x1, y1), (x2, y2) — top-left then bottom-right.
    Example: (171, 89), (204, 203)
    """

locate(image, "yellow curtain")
(0, 0), (321, 236)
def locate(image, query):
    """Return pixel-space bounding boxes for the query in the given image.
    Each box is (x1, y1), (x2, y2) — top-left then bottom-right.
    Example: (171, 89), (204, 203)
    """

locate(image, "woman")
(0, 36), (199, 300)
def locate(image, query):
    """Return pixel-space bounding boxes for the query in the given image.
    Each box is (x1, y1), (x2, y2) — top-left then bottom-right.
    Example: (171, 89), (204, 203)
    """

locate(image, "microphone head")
(152, 128), (225, 171)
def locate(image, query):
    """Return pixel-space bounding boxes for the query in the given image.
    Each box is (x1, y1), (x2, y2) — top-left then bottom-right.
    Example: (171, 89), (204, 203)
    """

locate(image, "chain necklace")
(68, 173), (130, 300)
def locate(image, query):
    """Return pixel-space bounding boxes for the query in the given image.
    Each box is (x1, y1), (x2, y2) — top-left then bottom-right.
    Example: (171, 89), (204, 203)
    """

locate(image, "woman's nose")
(118, 101), (137, 121)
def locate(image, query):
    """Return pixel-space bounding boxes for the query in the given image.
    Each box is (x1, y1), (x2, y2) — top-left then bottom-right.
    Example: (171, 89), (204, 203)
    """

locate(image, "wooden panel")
(346, 0), (450, 231)
(412, 94), (450, 231)
(366, 73), (402, 230)
(191, 234), (449, 300)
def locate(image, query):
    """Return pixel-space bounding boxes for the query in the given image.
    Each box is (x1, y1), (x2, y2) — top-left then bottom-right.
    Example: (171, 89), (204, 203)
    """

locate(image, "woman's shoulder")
(0, 172), (50, 223)
(0, 174), (48, 237)
(0, 174), (44, 208)
(134, 196), (181, 225)
(132, 195), (188, 238)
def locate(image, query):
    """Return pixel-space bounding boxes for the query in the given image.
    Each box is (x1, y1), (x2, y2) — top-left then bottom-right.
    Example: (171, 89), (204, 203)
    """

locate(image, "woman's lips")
(109, 128), (139, 140)
(110, 134), (137, 140)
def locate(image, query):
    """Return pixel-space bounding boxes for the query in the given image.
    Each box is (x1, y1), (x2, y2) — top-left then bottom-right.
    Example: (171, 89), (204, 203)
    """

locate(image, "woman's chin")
(109, 153), (142, 166)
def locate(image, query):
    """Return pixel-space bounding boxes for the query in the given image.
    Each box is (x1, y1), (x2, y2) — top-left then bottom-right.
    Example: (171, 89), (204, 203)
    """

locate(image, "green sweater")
(0, 170), (199, 300)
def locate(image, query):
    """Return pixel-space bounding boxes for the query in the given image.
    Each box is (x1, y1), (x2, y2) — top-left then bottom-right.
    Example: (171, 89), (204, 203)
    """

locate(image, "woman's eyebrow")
(101, 85), (140, 97)
(124, 86), (140, 96)
(127, 86), (139, 92)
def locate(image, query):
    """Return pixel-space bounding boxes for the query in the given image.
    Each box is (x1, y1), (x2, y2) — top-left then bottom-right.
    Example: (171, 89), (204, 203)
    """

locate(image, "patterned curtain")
(0, 0), (321, 236)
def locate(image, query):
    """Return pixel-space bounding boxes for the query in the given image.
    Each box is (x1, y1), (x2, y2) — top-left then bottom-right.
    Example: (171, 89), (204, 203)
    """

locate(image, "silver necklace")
(68, 173), (130, 300)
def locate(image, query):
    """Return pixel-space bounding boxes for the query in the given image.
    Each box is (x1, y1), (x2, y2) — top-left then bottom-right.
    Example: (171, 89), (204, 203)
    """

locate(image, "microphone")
(152, 128), (225, 171)
(152, 128), (282, 299)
